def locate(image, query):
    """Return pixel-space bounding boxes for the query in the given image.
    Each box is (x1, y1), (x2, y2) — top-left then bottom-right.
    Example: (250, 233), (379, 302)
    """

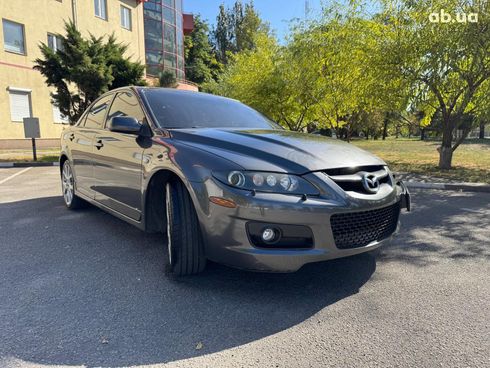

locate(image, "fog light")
(262, 228), (277, 242)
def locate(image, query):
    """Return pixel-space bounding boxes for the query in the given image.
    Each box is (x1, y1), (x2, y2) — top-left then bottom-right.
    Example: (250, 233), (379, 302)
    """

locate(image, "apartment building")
(0, 0), (146, 145)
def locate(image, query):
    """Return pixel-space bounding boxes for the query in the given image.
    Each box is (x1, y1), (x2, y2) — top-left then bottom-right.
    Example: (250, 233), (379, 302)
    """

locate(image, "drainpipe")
(71, 0), (78, 28)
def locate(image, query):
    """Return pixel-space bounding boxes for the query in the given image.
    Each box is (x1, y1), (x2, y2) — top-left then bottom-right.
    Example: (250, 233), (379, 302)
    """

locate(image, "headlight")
(212, 171), (319, 195)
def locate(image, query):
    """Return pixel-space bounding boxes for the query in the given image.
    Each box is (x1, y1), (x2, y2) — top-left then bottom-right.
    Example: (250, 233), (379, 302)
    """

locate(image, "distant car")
(60, 87), (410, 275)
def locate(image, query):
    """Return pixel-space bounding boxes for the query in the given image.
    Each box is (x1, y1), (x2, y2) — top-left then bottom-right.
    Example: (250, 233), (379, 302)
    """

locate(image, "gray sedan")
(60, 87), (410, 275)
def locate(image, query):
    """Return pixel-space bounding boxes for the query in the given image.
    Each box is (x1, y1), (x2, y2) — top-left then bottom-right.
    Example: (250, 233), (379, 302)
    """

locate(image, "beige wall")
(0, 0), (145, 140)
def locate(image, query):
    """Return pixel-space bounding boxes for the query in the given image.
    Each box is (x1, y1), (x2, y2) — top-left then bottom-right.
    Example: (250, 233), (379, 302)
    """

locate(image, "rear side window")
(106, 91), (145, 125)
(85, 94), (113, 129)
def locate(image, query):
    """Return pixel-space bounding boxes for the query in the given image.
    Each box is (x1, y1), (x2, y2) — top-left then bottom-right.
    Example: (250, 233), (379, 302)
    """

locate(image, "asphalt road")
(0, 167), (488, 368)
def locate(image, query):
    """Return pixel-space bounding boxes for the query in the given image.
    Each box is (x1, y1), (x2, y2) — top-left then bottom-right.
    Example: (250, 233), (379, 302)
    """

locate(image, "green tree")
(34, 22), (145, 124)
(218, 33), (316, 131)
(214, 4), (233, 64)
(213, 1), (268, 64)
(184, 15), (222, 86)
(236, 1), (265, 51)
(158, 70), (177, 88)
(381, 0), (490, 169)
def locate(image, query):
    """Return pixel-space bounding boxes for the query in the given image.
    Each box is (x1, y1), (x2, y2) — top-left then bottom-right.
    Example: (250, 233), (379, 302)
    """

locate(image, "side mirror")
(108, 116), (141, 134)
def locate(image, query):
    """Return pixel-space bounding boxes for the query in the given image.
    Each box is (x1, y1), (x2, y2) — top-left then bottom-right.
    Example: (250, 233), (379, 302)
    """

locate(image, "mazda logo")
(362, 173), (380, 193)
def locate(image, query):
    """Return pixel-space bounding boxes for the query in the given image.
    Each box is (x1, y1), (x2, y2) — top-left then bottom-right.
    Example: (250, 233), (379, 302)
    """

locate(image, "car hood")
(169, 128), (386, 174)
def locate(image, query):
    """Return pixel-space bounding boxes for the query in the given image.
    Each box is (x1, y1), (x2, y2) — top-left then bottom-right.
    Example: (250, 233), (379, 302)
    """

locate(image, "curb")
(405, 181), (490, 193)
(0, 162), (59, 168)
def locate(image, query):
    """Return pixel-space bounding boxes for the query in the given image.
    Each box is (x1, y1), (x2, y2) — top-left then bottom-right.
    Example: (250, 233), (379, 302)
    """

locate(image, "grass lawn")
(0, 148), (59, 163)
(352, 138), (490, 183)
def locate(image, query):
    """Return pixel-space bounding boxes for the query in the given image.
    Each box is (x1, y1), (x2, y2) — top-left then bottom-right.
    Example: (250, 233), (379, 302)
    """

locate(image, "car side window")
(85, 94), (113, 129)
(106, 91), (145, 127)
(76, 110), (89, 127)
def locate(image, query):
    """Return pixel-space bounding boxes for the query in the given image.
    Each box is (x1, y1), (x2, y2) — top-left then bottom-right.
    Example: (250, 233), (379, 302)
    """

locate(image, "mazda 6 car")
(60, 87), (410, 275)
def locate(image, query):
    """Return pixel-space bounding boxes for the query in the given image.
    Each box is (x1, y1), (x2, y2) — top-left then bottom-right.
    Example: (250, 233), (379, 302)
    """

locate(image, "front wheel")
(165, 180), (206, 276)
(61, 160), (85, 209)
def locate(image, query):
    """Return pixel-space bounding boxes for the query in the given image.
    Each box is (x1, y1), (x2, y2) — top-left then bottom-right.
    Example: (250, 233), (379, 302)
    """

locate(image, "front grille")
(330, 202), (400, 249)
(324, 165), (392, 195)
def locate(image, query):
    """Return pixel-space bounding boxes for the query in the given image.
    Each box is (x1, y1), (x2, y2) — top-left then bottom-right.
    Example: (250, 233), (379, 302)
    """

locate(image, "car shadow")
(0, 196), (375, 367)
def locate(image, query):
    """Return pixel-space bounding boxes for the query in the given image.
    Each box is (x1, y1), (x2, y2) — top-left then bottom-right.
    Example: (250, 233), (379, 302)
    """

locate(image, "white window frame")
(2, 19), (26, 55)
(120, 5), (132, 30)
(7, 87), (33, 123)
(94, 0), (107, 20)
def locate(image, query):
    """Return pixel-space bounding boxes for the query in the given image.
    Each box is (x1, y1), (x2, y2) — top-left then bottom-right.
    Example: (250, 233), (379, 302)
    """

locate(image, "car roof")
(133, 86), (242, 103)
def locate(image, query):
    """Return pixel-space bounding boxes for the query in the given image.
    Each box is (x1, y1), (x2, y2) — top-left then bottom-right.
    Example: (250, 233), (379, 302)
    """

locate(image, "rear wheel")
(61, 160), (84, 209)
(165, 180), (206, 275)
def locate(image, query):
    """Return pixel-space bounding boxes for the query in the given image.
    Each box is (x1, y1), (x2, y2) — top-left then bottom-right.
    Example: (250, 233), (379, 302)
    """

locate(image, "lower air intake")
(330, 202), (400, 249)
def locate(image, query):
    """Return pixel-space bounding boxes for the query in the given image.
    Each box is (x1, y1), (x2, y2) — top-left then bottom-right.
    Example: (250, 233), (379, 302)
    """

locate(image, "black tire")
(165, 180), (206, 275)
(61, 160), (85, 210)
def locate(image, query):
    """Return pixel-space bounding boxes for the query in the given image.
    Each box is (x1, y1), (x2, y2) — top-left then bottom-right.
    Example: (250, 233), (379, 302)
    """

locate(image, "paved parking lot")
(0, 167), (489, 368)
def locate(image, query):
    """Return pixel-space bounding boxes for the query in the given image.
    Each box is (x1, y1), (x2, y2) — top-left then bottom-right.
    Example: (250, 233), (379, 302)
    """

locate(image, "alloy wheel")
(62, 162), (74, 206)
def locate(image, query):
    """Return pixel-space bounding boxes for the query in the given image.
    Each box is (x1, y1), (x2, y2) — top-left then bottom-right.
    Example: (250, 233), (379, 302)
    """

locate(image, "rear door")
(70, 94), (114, 198)
(92, 90), (147, 221)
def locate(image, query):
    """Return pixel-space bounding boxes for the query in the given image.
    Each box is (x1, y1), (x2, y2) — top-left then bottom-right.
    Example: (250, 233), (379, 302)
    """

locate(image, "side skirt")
(76, 190), (146, 231)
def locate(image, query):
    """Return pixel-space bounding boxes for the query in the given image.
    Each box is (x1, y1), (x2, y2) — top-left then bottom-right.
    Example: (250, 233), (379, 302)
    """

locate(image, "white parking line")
(0, 167), (32, 185)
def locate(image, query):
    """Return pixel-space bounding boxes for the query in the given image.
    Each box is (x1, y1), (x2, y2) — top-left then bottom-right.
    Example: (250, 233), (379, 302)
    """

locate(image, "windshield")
(142, 89), (281, 130)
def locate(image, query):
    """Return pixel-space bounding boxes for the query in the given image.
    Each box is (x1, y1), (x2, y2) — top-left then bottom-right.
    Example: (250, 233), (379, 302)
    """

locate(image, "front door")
(92, 90), (147, 221)
(71, 94), (114, 198)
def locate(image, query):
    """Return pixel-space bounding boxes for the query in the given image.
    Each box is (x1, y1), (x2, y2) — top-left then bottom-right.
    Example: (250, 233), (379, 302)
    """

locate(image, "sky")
(184, 0), (324, 41)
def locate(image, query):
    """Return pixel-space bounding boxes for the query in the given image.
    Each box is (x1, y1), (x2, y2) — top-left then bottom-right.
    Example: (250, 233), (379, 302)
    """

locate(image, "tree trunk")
(382, 119), (389, 140)
(438, 116), (454, 169)
(345, 124), (352, 142)
(438, 146), (453, 169)
(421, 129), (425, 141)
(480, 122), (485, 139)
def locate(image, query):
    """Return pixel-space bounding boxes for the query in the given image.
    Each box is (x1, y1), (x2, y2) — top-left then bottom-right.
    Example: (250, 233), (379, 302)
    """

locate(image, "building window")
(2, 19), (26, 54)
(120, 6), (132, 30)
(163, 23), (176, 54)
(144, 18), (163, 51)
(8, 89), (32, 122)
(94, 0), (107, 20)
(47, 33), (63, 52)
(144, 2), (162, 21)
(52, 103), (68, 124)
(143, 0), (185, 78)
(163, 7), (175, 24)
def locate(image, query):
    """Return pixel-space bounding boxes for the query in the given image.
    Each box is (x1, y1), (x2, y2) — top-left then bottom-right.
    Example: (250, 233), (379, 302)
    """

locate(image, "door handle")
(94, 139), (104, 150)
(69, 133), (75, 141)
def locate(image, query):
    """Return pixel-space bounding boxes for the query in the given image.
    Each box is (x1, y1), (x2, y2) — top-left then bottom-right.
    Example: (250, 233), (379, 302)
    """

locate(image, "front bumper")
(189, 175), (410, 272)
